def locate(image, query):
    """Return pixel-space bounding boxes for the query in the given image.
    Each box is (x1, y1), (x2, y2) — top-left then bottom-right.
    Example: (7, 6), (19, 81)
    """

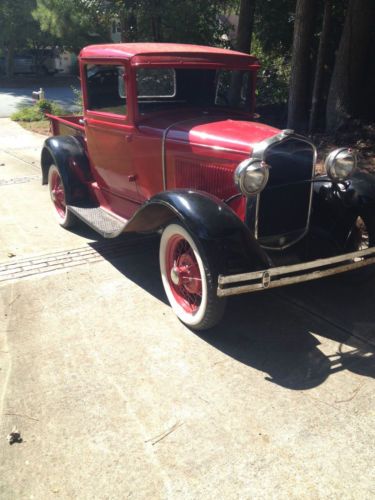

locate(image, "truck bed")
(46, 114), (85, 137)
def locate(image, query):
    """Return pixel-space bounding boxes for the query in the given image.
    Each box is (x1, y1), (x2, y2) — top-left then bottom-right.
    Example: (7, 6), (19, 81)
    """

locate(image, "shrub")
(71, 86), (83, 114)
(37, 99), (53, 114)
(11, 106), (44, 122)
(11, 99), (65, 122)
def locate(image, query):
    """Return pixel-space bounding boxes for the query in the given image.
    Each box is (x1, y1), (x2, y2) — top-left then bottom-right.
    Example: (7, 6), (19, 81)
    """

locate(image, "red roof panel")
(80, 43), (258, 66)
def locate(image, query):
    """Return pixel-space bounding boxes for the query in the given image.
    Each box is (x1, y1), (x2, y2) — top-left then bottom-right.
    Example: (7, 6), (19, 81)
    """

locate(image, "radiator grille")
(257, 138), (315, 246)
(175, 158), (237, 200)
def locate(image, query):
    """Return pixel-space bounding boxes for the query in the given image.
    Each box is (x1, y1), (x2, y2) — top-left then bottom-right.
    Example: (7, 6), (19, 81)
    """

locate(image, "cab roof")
(80, 43), (259, 68)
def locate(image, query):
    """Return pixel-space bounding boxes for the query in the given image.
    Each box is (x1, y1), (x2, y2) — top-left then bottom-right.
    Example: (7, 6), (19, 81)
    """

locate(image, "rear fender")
(41, 135), (91, 202)
(125, 190), (271, 276)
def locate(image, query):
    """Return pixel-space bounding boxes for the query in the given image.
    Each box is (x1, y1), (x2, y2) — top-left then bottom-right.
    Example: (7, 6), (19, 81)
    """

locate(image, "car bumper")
(217, 246), (375, 297)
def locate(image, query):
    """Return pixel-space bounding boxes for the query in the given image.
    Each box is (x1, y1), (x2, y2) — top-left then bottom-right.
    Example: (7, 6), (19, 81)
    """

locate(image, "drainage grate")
(0, 175), (40, 186)
(0, 236), (157, 283)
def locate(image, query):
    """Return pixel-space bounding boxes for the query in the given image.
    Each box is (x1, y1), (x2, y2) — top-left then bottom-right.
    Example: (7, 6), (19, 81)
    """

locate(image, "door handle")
(79, 118), (86, 125)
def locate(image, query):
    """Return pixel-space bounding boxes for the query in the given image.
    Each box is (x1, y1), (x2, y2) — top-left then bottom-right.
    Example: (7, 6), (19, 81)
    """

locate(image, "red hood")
(166, 117), (280, 154)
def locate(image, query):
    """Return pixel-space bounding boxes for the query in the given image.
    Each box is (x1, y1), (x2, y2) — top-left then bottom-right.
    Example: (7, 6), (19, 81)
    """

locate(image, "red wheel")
(48, 165), (75, 228)
(160, 223), (226, 330)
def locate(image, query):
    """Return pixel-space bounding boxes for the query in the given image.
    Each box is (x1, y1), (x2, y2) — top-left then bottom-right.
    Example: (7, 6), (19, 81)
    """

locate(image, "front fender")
(312, 172), (375, 248)
(125, 189), (271, 275)
(314, 171), (375, 210)
(346, 170), (375, 210)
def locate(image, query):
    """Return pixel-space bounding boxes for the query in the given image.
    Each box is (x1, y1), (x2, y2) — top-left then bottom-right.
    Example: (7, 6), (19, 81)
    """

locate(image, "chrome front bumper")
(217, 247), (375, 297)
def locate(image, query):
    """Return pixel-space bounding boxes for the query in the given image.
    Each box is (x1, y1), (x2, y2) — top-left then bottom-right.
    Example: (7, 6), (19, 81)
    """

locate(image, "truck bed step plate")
(68, 204), (127, 238)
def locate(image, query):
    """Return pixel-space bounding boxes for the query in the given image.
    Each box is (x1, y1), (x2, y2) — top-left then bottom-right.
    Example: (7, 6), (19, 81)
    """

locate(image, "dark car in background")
(0, 49), (59, 76)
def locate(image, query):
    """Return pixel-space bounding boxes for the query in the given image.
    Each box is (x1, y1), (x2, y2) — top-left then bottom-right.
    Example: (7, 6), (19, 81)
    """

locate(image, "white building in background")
(110, 19), (122, 43)
(54, 51), (77, 74)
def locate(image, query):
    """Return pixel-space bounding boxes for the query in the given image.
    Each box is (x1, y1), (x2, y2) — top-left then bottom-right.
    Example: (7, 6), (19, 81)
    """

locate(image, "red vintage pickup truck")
(42, 43), (375, 329)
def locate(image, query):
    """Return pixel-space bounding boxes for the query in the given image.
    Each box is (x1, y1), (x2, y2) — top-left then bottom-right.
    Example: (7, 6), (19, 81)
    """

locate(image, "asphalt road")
(0, 84), (80, 117)
(0, 119), (374, 499)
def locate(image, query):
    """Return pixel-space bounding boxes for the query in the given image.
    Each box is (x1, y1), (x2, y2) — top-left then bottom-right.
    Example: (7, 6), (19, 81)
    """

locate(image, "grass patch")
(18, 120), (50, 136)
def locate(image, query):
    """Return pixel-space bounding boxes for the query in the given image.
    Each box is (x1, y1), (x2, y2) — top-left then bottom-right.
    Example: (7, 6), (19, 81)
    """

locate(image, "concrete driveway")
(0, 118), (374, 499)
(0, 84), (80, 117)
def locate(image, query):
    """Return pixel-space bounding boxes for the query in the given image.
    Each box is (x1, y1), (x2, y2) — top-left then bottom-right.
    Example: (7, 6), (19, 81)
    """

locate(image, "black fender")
(313, 171), (375, 210)
(345, 170), (375, 211)
(124, 189), (271, 276)
(41, 135), (91, 202)
(311, 172), (375, 249)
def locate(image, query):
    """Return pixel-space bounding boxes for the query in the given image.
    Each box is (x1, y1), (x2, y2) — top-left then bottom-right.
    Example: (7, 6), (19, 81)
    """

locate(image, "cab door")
(83, 62), (142, 215)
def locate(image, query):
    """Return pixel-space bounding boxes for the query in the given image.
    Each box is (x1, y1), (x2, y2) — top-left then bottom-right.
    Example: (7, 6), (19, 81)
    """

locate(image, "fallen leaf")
(7, 426), (22, 445)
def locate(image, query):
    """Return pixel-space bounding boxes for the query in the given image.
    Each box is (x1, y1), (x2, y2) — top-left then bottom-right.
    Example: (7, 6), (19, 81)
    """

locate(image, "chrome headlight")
(325, 148), (357, 182)
(234, 159), (269, 196)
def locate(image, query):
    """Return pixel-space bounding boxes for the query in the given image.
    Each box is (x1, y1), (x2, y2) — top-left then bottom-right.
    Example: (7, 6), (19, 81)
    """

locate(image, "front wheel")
(159, 223), (226, 330)
(341, 214), (375, 283)
(48, 165), (76, 228)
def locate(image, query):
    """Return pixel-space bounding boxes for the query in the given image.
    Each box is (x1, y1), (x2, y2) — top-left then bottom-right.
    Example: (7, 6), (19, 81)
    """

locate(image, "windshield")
(136, 68), (254, 115)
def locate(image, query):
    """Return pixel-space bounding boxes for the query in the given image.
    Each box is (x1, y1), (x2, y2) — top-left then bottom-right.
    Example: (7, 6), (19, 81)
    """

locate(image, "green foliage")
(90, 0), (236, 45)
(71, 86), (83, 114)
(11, 99), (65, 122)
(246, 0), (295, 107)
(253, 0), (295, 55)
(251, 36), (291, 106)
(33, 0), (110, 52)
(0, 0), (36, 46)
(137, 0), (235, 45)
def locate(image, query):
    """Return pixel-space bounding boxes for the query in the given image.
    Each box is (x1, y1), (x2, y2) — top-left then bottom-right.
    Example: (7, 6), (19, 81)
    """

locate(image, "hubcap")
(166, 235), (202, 314)
(50, 170), (66, 219)
(170, 265), (180, 285)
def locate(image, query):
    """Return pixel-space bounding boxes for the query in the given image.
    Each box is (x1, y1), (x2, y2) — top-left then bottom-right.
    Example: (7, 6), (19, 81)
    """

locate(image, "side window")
(215, 70), (252, 111)
(85, 64), (127, 116)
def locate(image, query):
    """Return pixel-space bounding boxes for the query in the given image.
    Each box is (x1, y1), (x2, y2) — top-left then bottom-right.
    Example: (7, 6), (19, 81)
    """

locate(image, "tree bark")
(150, 0), (163, 42)
(326, 0), (375, 131)
(309, 0), (333, 133)
(6, 43), (15, 78)
(229, 0), (256, 109)
(234, 0), (256, 53)
(287, 0), (317, 130)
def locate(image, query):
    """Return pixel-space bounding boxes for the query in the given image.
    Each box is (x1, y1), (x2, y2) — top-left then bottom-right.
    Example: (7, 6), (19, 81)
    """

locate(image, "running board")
(68, 204), (127, 238)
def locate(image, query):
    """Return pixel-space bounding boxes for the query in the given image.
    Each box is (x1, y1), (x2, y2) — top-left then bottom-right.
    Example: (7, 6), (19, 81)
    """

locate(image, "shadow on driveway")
(88, 233), (375, 391)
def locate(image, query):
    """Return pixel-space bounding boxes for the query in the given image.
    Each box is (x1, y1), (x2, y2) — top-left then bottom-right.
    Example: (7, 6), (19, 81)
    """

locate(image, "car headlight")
(234, 159), (269, 196)
(325, 148), (357, 182)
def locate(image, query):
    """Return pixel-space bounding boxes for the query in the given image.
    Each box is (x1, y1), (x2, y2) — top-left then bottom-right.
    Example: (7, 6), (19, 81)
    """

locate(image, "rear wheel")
(48, 165), (76, 228)
(159, 223), (226, 330)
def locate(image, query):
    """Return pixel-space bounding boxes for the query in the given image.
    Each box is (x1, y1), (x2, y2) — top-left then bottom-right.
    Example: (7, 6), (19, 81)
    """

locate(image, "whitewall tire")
(159, 223), (225, 330)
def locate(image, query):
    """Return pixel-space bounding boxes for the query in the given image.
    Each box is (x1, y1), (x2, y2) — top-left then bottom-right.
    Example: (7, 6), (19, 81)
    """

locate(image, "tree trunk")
(150, 0), (163, 42)
(6, 43), (15, 78)
(120, 10), (126, 43)
(309, 0), (333, 133)
(287, 0), (317, 130)
(229, 0), (256, 109)
(234, 0), (256, 53)
(326, 0), (375, 131)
